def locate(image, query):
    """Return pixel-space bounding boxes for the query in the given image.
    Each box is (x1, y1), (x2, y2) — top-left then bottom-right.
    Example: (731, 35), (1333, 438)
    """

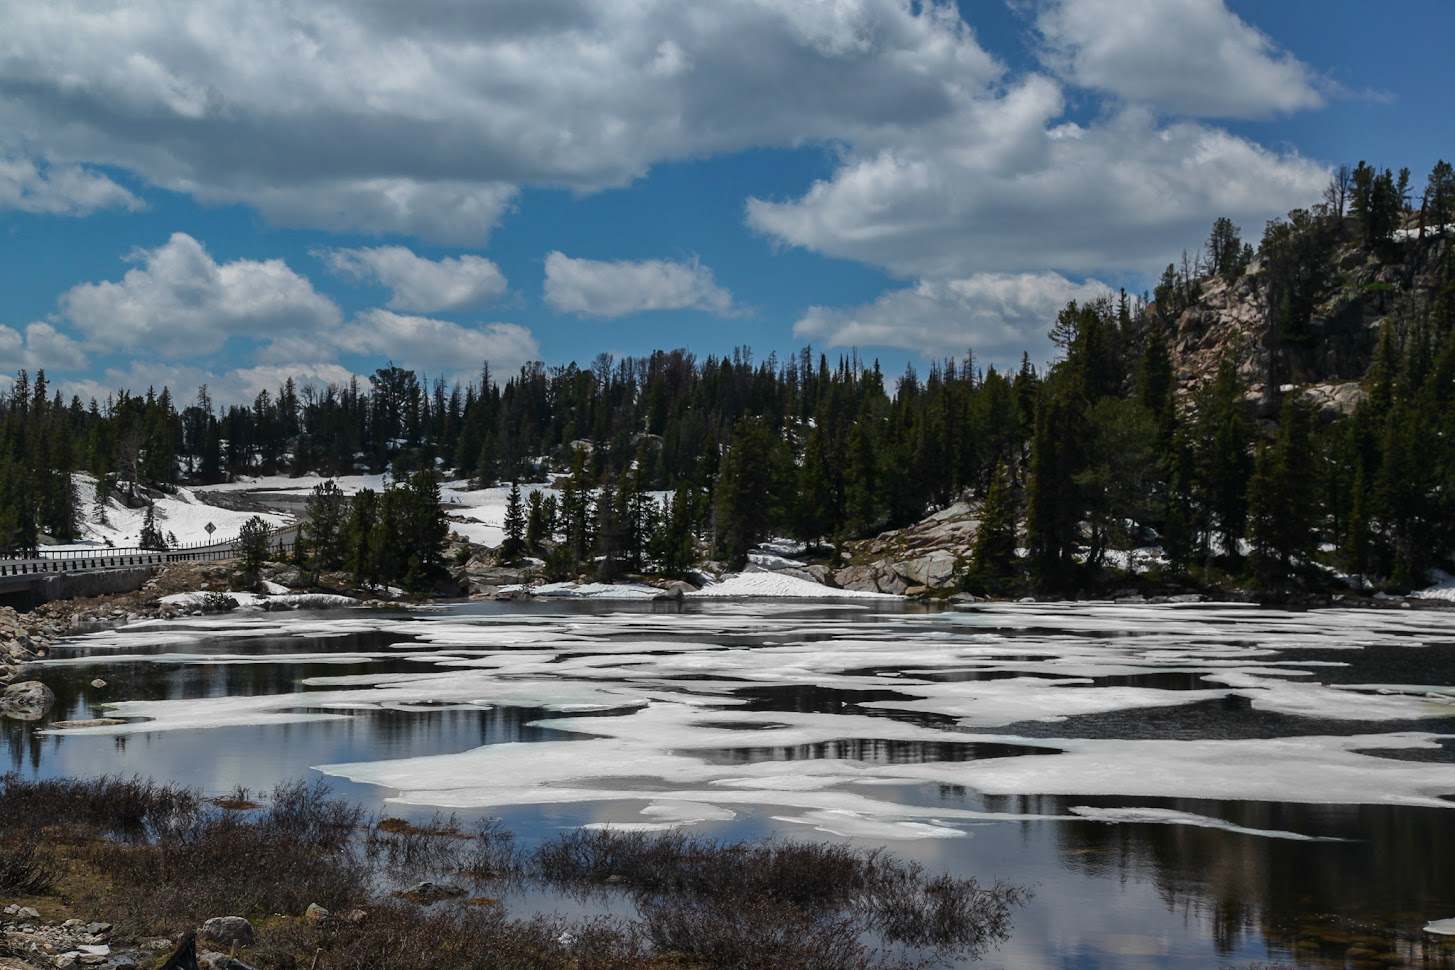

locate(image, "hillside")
(1161, 211), (1452, 417)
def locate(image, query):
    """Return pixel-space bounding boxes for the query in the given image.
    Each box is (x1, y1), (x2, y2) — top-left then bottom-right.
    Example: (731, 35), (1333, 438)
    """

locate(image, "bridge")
(0, 525), (298, 609)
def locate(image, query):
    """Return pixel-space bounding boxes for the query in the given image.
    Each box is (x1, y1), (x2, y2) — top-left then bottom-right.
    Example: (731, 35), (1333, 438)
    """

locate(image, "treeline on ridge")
(1, 158), (1453, 597)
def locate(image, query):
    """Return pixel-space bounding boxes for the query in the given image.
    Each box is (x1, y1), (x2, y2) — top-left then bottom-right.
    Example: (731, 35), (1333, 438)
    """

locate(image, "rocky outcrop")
(1165, 234), (1450, 416)
(462, 563), (530, 598)
(834, 501), (977, 595)
(0, 607), (56, 686)
(833, 560), (910, 595)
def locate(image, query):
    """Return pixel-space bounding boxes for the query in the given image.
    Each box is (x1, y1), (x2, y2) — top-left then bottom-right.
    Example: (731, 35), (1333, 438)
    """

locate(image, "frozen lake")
(7, 599), (1455, 968)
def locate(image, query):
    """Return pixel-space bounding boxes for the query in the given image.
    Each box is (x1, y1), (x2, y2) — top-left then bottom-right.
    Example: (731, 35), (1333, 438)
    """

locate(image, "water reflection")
(689, 737), (1061, 765)
(1039, 793), (1455, 968)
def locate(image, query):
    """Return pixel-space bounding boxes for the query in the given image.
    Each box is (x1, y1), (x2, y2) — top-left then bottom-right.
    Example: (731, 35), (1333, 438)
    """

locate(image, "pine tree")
(302, 479), (348, 571)
(524, 489), (548, 556)
(617, 463), (656, 572)
(139, 501), (167, 550)
(472, 432), (498, 489)
(653, 482), (698, 577)
(1025, 386), (1083, 591)
(967, 462), (1018, 594)
(501, 482), (526, 564)
(713, 417), (786, 567)
(1247, 396), (1319, 588)
(795, 425), (838, 548)
(1192, 357), (1253, 562)
(237, 515), (272, 588)
(398, 469), (449, 592)
(345, 488), (380, 587)
(594, 478), (621, 580)
(559, 447), (596, 569)
(842, 415), (879, 537)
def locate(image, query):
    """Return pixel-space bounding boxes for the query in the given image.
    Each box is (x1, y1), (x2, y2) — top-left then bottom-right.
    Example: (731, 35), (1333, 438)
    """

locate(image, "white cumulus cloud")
(0, 0), (999, 241)
(0, 321), (89, 373)
(57, 233), (342, 356)
(1036, 0), (1324, 119)
(319, 245), (508, 314)
(544, 251), (737, 319)
(335, 310), (540, 377)
(0, 149), (142, 215)
(795, 272), (1113, 368)
(748, 99), (1328, 281)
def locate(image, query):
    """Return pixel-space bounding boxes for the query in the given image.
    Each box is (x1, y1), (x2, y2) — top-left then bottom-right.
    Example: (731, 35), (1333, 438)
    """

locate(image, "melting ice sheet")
(37, 601), (1455, 837)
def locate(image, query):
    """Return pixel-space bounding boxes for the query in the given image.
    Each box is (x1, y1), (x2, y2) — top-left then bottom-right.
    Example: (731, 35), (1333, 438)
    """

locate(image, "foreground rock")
(0, 681), (55, 721)
(198, 918), (253, 949)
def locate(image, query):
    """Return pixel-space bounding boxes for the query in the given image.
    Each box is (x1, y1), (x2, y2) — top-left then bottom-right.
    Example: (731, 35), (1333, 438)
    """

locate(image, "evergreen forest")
(3, 159), (1454, 599)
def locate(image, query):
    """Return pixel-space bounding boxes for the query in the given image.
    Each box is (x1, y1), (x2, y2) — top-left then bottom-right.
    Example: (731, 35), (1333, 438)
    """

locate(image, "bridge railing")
(0, 526), (295, 578)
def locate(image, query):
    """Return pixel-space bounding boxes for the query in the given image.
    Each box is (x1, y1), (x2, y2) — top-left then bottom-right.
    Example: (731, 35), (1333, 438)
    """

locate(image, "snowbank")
(48, 475), (292, 552)
(689, 572), (892, 599)
(1413, 570), (1455, 603)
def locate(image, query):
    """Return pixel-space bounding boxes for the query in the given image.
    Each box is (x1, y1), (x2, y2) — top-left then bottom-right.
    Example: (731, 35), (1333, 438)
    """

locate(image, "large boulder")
(0, 681), (56, 721)
(199, 917), (254, 948)
(893, 552), (960, 589)
(834, 560), (910, 595)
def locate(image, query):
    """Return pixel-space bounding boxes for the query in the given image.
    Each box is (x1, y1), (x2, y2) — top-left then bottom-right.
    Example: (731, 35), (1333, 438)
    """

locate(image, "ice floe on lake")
(36, 599), (1455, 837)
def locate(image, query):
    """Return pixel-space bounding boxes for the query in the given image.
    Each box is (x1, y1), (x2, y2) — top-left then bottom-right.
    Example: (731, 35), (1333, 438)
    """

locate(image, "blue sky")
(0, 0), (1449, 406)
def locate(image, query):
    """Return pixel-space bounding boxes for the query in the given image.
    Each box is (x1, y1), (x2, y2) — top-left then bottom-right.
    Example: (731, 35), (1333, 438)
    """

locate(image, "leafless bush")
(366, 813), (473, 878)
(0, 837), (54, 894)
(458, 816), (523, 882)
(0, 773), (200, 840)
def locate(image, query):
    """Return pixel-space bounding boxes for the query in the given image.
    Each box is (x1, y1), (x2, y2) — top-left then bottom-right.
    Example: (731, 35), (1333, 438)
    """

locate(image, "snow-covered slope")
(49, 475), (292, 552)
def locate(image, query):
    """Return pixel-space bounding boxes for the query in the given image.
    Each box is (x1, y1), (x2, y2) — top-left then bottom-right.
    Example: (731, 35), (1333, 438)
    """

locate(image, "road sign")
(205, 522), (216, 536)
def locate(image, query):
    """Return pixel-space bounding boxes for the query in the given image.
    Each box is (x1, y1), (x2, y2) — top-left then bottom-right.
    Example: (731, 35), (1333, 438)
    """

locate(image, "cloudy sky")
(0, 0), (1448, 405)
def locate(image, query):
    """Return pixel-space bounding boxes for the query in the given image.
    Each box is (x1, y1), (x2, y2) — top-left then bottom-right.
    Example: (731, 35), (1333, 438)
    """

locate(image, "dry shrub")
(533, 829), (1029, 968)
(95, 781), (368, 927)
(0, 773), (200, 840)
(0, 836), (54, 895)
(365, 812), (476, 879)
(248, 902), (648, 970)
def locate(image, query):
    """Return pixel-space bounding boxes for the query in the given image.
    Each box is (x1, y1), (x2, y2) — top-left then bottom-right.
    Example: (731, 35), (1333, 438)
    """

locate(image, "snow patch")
(689, 572), (890, 599)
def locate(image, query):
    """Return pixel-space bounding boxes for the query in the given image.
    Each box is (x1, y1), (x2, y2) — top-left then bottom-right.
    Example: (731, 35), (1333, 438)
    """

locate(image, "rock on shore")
(0, 606), (57, 687)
